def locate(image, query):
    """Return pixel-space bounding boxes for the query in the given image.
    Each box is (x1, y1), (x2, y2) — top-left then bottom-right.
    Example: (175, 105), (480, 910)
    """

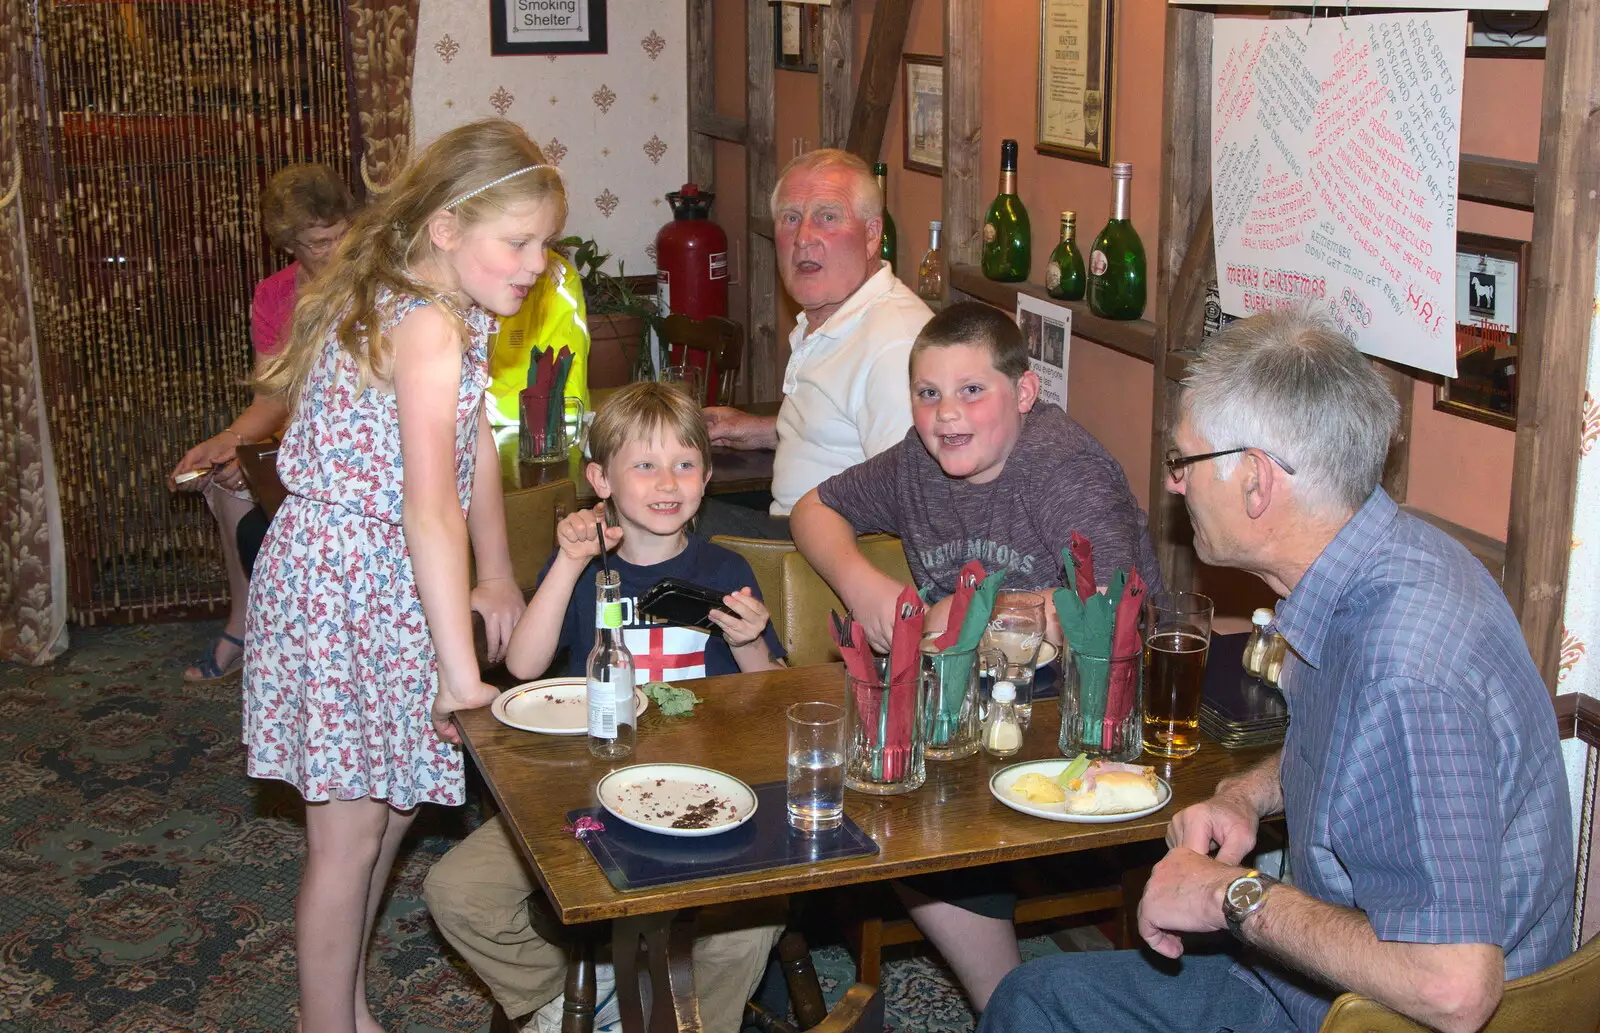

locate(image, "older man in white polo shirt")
(699, 148), (932, 539)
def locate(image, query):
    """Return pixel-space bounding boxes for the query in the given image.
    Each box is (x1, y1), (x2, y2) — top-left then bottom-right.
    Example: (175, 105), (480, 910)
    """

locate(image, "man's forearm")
(1217, 749), (1284, 818)
(1241, 885), (1503, 1033)
(748, 414), (780, 450)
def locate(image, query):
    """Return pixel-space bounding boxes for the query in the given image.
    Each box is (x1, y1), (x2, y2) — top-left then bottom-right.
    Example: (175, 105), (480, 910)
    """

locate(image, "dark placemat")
(569, 781), (879, 892)
(1202, 632), (1288, 727)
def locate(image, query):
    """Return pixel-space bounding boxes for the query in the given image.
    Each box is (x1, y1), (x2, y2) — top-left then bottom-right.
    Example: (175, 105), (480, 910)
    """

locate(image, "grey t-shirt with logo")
(816, 405), (1162, 601)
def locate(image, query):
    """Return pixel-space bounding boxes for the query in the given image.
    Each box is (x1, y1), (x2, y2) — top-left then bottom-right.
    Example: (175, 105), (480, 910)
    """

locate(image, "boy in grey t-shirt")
(791, 301), (1160, 654)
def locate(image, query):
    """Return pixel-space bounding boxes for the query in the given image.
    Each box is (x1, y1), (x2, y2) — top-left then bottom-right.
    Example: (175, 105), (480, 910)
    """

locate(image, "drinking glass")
(787, 701), (846, 831)
(920, 641), (993, 761)
(1060, 641), (1143, 762)
(659, 364), (705, 406)
(1141, 592), (1214, 758)
(519, 395), (585, 465)
(844, 656), (926, 795)
(982, 590), (1047, 728)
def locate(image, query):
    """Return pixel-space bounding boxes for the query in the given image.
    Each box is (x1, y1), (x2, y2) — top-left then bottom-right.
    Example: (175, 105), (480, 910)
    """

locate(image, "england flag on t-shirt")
(623, 624), (709, 681)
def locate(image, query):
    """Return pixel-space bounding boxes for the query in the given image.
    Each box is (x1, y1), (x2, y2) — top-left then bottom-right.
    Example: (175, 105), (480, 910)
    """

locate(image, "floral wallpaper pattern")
(413, 0), (687, 269)
(1558, 240), (1600, 702)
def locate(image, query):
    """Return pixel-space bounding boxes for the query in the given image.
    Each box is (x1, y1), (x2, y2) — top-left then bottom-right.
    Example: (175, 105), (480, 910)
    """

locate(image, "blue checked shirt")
(1246, 488), (1572, 1031)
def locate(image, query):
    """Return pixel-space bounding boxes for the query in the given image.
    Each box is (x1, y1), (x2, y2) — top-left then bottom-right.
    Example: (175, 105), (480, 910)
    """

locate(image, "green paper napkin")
(929, 567), (1008, 743)
(1054, 560), (1125, 743)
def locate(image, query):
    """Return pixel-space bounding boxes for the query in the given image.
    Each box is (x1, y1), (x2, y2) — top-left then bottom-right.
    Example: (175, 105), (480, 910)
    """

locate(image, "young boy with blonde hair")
(425, 383), (784, 1032)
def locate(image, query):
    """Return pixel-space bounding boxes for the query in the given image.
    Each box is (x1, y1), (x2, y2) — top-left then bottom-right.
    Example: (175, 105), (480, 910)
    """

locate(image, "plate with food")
(596, 763), (759, 838)
(492, 677), (649, 735)
(990, 755), (1171, 823)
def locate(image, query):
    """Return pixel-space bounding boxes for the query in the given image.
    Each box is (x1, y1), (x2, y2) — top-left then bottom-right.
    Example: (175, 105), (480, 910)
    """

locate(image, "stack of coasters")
(1199, 632), (1289, 748)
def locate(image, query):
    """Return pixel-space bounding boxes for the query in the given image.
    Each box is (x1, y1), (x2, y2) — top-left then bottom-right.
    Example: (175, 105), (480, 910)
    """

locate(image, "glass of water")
(787, 701), (845, 832)
(982, 590), (1047, 727)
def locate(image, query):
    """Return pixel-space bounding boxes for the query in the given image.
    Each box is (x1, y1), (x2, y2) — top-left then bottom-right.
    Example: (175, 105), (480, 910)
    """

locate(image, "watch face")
(1227, 877), (1265, 913)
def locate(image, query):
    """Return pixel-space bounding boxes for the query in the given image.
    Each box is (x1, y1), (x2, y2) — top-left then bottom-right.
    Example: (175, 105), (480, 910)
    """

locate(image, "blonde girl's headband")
(443, 164), (560, 210)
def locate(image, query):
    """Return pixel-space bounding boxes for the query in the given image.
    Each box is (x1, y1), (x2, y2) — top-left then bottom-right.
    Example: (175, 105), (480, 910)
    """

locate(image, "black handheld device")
(638, 577), (729, 634)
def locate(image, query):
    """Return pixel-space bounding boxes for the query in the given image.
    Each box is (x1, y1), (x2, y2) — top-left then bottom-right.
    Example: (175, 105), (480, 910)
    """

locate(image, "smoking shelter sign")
(506, 0), (589, 44)
(1210, 11), (1466, 376)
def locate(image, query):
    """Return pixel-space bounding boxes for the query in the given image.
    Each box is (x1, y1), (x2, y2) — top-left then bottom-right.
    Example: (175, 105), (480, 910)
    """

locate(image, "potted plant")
(556, 235), (659, 387)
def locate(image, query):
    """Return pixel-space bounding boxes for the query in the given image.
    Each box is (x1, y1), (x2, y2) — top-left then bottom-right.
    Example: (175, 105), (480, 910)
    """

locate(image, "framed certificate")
(1434, 232), (1529, 430)
(1036, 0), (1114, 166)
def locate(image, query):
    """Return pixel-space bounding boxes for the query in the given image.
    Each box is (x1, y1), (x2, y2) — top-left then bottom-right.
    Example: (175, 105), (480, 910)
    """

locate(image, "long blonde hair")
(256, 119), (567, 408)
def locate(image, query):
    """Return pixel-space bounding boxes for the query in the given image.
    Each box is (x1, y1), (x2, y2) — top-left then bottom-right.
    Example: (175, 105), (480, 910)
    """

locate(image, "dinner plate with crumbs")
(492, 677), (649, 735)
(989, 759), (1172, 824)
(596, 763), (758, 838)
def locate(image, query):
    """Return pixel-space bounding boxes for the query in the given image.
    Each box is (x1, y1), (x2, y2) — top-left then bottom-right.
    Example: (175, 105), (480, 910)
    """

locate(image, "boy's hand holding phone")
(709, 587), (770, 647)
(554, 503), (624, 564)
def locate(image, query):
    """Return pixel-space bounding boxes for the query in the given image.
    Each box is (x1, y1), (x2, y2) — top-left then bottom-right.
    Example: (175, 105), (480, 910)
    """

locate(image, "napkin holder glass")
(519, 395), (586, 464)
(844, 656), (926, 795)
(1059, 642), (1143, 762)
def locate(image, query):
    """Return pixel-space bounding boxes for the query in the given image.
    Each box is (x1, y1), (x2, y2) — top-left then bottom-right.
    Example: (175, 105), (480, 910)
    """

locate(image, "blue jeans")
(978, 948), (1292, 1033)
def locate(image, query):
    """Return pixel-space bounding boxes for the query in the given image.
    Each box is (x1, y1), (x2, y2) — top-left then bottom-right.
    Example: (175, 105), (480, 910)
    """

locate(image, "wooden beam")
(1503, 0), (1600, 689)
(686, 0), (715, 188)
(1374, 360), (1414, 503)
(690, 112), (747, 146)
(845, 0), (914, 162)
(948, 264), (1157, 361)
(1148, 4), (1214, 595)
(1458, 154), (1537, 211)
(746, 0), (781, 403)
(820, 0), (855, 150)
(942, 0), (982, 289)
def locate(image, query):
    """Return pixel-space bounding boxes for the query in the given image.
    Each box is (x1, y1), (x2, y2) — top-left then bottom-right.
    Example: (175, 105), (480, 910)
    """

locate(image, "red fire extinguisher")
(655, 184), (728, 404)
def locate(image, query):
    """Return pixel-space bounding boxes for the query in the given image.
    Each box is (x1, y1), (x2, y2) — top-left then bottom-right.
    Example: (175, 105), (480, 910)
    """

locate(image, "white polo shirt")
(769, 263), (934, 515)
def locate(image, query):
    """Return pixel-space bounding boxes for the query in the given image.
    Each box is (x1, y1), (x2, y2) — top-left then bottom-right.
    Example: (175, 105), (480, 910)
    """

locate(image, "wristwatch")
(1222, 869), (1279, 934)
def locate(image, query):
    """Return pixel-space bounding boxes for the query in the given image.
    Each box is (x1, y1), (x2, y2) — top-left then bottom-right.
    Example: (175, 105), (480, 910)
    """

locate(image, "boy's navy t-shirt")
(539, 533), (786, 679)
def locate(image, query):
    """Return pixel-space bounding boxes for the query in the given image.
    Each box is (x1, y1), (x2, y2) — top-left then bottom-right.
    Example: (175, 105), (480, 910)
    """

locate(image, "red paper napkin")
(1103, 567), (1147, 749)
(933, 560), (986, 652)
(885, 585), (925, 781)
(1070, 531), (1097, 602)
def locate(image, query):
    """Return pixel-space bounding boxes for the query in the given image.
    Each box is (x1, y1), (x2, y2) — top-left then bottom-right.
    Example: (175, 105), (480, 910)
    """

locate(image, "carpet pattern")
(1, 621), (1059, 1033)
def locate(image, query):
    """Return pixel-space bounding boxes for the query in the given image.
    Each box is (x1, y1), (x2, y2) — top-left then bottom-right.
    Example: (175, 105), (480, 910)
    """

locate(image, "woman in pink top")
(169, 164), (356, 682)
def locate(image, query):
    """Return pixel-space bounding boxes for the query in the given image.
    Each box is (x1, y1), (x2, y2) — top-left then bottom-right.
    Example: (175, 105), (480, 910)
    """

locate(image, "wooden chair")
(709, 534), (914, 666)
(235, 442), (287, 519)
(1318, 932), (1600, 1033)
(660, 313), (744, 405)
(501, 479), (579, 593)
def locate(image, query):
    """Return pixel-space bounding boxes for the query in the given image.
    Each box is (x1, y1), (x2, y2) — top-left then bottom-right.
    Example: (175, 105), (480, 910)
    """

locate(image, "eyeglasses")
(1164, 446), (1297, 483)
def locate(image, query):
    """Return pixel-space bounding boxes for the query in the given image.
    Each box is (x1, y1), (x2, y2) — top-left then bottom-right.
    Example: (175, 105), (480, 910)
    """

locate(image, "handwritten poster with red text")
(1210, 11), (1465, 376)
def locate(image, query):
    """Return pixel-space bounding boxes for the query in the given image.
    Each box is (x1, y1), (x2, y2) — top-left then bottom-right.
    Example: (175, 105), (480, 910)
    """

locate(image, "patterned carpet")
(0, 621), (1070, 1033)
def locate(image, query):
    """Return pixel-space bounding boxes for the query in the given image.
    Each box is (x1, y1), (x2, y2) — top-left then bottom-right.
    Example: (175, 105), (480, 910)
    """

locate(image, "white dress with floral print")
(242, 291), (494, 808)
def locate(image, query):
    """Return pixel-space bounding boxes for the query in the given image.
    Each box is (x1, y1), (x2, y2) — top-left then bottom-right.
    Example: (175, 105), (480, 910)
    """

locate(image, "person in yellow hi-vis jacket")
(485, 247), (590, 427)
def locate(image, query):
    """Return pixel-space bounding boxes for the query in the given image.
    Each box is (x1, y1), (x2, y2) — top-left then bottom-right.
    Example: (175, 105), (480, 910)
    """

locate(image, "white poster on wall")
(1016, 294), (1072, 411)
(1210, 11), (1466, 377)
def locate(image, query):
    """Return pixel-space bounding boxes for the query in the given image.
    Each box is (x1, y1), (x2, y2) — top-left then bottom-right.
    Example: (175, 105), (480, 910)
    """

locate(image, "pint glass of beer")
(1141, 592), (1214, 758)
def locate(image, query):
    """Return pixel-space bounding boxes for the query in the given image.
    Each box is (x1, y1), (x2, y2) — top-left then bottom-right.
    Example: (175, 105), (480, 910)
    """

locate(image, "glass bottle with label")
(1242, 608), (1274, 679)
(873, 162), (897, 275)
(1088, 162), (1147, 319)
(587, 570), (637, 759)
(917, 220), (944, 301)
(982, 139), (1031, 282)
(1046, 210), (1086, 301)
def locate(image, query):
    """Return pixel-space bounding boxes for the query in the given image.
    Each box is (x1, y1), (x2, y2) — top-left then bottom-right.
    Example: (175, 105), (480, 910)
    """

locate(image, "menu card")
(1210, 11), (1466, 377)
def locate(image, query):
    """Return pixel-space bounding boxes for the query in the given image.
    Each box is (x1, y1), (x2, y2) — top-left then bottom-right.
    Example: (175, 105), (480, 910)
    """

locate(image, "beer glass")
(1141, 592), (1213, 758)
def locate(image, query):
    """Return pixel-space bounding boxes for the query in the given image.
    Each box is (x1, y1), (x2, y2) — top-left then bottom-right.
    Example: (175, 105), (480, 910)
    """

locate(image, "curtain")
(344, 0), (421, 194)
(0, 0), (66, 664)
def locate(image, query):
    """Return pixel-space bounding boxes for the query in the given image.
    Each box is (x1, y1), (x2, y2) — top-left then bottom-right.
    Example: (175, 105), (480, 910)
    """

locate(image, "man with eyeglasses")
(981, 307), (1572, 1033)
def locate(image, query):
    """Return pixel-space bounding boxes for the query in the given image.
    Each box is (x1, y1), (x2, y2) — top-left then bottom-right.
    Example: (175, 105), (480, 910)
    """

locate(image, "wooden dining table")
(496, 399), (781, 501)
(455, 663), (1275, 1033)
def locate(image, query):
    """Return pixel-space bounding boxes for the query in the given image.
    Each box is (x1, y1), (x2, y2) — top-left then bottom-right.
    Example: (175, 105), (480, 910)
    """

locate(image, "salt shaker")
(1242, 607), (1274, 678)
(982, 680), (1024, 757)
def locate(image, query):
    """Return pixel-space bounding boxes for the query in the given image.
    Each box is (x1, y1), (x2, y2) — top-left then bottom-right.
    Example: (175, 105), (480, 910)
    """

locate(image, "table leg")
(612, 910), (704, 1033)
(560, 929), (599, 1033)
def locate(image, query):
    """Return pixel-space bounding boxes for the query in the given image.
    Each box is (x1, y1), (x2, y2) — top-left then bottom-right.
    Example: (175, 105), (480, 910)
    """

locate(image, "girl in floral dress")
(244, 119), (565, 1033)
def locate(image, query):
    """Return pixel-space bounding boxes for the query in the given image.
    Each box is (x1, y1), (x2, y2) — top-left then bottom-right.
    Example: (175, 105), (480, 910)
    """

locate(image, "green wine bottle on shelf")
(873, 162), (897, 275)
(1046, 210), (1086, 301)
(982, 139), (1030, 282)
(1088, 162), (1147, 320)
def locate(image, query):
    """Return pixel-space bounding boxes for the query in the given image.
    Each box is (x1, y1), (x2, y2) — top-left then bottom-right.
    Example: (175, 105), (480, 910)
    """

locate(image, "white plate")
(989, 759), (1172, 824)
(596, 763), (759, 838)
(492, 677), (648, 735)
(1036, 641), (1059, 667)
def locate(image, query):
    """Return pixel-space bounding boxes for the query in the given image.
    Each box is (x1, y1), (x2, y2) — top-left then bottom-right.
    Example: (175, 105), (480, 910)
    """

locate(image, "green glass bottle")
(1046, 210), (1086, 301)
(873, 162), (897, 275)
(1088, 162), (1147, 320)
(982, 139), (1031, 282)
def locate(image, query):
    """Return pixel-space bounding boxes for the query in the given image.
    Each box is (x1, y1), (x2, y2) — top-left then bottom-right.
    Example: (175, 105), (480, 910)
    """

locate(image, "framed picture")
(491, 0), (607, 56)
(1035, 0), (1115, 166)
(773, 2), (821, 72)
(1466, 10), (1546, 57)
(902, 54), (944, 176)
(1434, 232), (1529, 430)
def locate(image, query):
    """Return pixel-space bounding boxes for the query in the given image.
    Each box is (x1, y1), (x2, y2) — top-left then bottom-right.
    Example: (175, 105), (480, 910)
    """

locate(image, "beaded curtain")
(18, 1), (351, 623)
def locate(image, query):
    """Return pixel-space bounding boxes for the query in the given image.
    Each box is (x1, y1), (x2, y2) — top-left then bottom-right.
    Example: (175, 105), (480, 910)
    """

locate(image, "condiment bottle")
(1242, 607), (1274, 678)
(1262, 634), (1288, 689)
(983, 680), (1024, 757)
